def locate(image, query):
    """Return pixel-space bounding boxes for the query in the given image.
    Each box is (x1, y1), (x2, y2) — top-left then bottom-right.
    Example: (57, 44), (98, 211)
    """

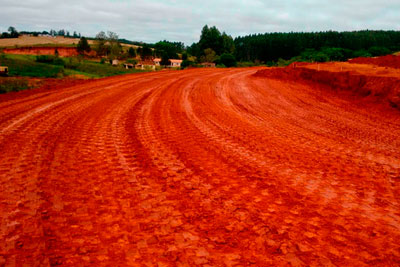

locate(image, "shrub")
(219, 53), (237, 67)
(352, 50), (372, 58)
(368, 46), (391, 57)
(181, 60), (195, 69)
(77, 37), (91, 54)
(64, 57), (80, 69)
(0, 78), (30, 93)
(36, 55), (56, 63)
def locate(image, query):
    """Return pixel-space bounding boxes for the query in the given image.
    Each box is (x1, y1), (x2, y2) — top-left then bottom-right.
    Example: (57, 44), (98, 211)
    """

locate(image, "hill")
(0, 35), (138, 48)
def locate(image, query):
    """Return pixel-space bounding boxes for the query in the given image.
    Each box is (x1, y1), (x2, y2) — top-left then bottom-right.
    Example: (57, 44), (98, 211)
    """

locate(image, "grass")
(0, 78), (31, 93)
(0, 54), (65, 78)
(0, 54), (146, 79)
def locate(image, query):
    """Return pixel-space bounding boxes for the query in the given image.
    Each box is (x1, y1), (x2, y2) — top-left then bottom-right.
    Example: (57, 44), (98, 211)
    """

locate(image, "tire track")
(0, 68), (399, 266)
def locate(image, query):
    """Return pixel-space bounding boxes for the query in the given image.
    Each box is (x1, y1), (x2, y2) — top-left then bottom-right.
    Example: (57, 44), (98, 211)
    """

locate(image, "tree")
(199, 25), (224, 55)
(128, 47), (136, 58)
(219, 53), (237, 67)
(107, 31), (122, 59)
(77, 37), (91, 54)
(221, 32), (235, 54)
(8, 26), (19, 38)
(161, 51), (170, 66)
(139, 44), (153, 60)
(200, 48), (217, 63)
(95, 31), (108, 56)
(154, 40), (183, 59)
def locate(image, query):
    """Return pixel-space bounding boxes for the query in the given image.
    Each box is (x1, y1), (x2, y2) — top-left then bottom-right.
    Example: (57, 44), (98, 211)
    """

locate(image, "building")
(112, 59), (119, 66)
(123, 63), (134, 69)
(0, 66), (8, 76)
(153, 58), (161, 66)
(201, 62), (216, 68)
(169, 59), (183, 68)
(135, 61), (156, 70)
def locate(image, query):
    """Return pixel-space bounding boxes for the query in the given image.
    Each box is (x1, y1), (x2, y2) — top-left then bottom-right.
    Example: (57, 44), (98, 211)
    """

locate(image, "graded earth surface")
(1, 66), (400, 266)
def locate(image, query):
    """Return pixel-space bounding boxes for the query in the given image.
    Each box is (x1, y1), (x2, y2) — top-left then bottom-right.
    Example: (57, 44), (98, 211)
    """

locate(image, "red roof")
(138, 61), (155, 66)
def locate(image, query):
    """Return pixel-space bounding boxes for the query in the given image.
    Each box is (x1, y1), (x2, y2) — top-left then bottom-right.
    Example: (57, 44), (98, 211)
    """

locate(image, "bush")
(181, 60), (195, 69)
(352, 50), (372, 58)
(64, 57), (80, 69)
(126, 58), (138, 65)
(36, 55), (56, 63)
(368, 46), (391, 57)
(219, 53), (237, 67)
(0, 78), (30, 93)
(77, 37), (91, 54)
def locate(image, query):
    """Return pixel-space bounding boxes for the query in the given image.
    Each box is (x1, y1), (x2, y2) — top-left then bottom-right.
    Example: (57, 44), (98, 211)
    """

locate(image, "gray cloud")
(0, 0), (399, 45)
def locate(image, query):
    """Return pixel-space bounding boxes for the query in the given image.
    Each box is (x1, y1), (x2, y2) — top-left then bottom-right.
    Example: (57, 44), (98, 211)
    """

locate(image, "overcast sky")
(1, 0), (399, 45)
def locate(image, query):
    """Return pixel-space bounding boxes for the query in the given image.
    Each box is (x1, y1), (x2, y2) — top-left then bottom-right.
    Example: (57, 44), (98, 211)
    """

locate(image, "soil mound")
(255, 66), (400, 109)
(349, 55), (400, 69)
(2, 47), (79, 57)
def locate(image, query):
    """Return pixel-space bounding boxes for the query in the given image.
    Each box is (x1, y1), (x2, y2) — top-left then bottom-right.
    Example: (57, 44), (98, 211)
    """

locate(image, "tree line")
(0, 26), (82, 39)
(233, 30), (400, 64)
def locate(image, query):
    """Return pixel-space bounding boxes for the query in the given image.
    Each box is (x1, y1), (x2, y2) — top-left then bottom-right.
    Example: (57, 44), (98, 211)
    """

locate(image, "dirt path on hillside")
(1, 68), (399, 266)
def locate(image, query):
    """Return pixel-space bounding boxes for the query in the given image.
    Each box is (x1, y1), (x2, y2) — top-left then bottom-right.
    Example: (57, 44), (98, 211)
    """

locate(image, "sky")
(0, 0), (399, 45)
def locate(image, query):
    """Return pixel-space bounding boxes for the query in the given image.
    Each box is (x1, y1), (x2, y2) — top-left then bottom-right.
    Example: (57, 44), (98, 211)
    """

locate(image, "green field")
(0, 54), (146, 78)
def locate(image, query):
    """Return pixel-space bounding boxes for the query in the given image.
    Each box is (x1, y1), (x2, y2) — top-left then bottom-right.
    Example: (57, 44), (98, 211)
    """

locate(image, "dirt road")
(1, 68), (400, 266)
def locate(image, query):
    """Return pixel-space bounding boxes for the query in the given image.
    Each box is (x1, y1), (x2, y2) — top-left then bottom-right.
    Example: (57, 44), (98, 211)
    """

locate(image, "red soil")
(256, 62), (400, 109)
(349, 55), (400, 69)
(2, 47), (79, 57)
(1, 68), (400, 266)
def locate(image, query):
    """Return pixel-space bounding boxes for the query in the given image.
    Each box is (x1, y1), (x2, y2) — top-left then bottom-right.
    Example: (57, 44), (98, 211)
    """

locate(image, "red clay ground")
(0, 67), (400, 266)
(349, 55), (400, 69)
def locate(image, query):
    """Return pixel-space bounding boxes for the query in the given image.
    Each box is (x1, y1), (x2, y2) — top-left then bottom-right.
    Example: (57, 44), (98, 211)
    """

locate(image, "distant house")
(0, 66), (8, 76)
(169, 59), (182, 68)
(201, 62), (216, 68)
(153, 58), (161, 66)
(123, 63), (134, 69)
(135, 60), (156, 70)
(112, 59), (119, 66)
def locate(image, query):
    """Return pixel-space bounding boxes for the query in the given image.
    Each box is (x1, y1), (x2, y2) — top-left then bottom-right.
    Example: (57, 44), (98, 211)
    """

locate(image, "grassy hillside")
(0, 54), (145, 78)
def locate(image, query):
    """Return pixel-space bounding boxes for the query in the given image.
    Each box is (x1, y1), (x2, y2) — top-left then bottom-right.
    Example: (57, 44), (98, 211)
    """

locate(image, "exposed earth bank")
(2, 46), (79, 57)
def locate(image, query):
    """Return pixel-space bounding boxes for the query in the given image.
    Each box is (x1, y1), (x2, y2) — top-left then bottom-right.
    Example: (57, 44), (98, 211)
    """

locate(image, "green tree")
(107, 31), (122, 59)
(219, 53), (237, 67)
(200, 48), (217, 63)
(77, 37), (91, 54)
(161, 51), (170, 66)
(128, 47), (136, 58)
(139, 44), (153, 60)
(8, 26), (19, 38)
(199, 25), (223, 55)
(95, 31), (108, 56)
(154, 41), (182, 59)
(221, 32), (235, 54)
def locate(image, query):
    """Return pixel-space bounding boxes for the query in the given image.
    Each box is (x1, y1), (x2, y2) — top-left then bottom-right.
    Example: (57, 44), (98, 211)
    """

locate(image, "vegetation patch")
(0, 54), (145, 79)
(0, 77), (30, 93)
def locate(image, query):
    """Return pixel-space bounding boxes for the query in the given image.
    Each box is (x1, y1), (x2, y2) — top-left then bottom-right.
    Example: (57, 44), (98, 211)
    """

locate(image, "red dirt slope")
(349, 55), (400, 69)
(1, 68), (400, 266)
(2, 47), (79, 57)
(256, 62), (400, 109)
